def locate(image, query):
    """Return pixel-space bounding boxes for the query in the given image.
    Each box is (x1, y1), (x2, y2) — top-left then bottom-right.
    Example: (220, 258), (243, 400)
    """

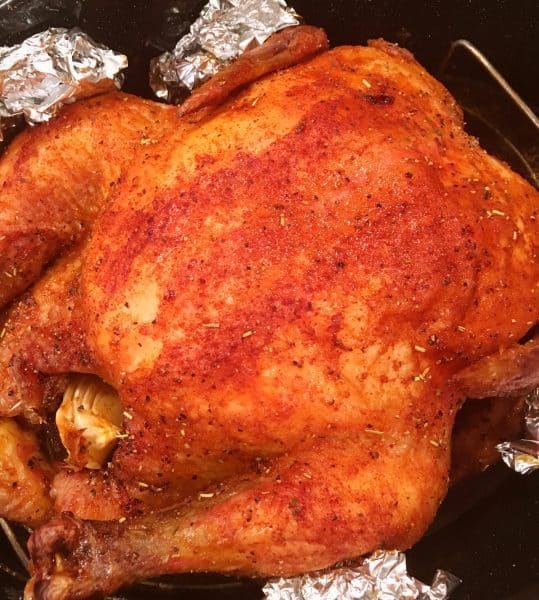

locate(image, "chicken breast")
(0, 27), (537, 600)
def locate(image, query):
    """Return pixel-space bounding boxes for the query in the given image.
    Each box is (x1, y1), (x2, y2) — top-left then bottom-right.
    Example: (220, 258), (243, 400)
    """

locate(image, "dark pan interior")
(0, 1), (538, 598)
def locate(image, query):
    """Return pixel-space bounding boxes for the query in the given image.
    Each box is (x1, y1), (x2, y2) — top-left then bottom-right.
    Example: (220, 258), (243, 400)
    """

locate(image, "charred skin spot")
(363, 93), (394, 105)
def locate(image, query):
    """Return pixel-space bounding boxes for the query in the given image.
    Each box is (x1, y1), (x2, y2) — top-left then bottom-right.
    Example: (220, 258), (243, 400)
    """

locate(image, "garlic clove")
(56, 375), (123, 470)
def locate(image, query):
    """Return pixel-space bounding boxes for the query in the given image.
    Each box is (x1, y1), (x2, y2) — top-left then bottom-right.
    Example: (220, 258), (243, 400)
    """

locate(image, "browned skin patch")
(3, 39), (536, 598)
(51, 469), (133, 521)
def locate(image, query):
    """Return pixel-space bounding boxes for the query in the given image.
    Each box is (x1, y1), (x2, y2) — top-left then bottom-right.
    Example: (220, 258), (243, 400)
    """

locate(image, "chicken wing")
(0, 418), (52, 527)
(0, 92), (173, 309)
(453, 335), (539, 399)
(178, 25), (328, 116)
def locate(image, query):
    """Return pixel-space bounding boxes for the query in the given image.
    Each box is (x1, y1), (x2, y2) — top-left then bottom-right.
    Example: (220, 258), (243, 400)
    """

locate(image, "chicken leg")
(27, 430), (449, 598)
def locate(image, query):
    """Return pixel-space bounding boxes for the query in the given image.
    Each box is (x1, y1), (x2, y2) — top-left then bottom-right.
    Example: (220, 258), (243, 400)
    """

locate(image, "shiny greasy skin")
(0, 31), (537, 599)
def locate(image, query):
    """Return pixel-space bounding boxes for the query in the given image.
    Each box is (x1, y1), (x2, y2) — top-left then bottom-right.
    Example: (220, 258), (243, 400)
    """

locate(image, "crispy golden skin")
(0, 33), (535, 599)
(0, 25), (332, 532)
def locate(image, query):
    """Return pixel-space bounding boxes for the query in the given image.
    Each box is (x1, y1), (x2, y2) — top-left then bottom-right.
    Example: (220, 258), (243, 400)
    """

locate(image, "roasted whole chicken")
(0, 25), (537, 600)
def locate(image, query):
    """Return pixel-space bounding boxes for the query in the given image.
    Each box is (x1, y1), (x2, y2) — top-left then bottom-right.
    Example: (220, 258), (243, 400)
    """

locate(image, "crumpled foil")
(262, 550), (461, 600)
(0, 27), (127, 137)
(150, 0), (300, 102)
(497, 388), (539, 474)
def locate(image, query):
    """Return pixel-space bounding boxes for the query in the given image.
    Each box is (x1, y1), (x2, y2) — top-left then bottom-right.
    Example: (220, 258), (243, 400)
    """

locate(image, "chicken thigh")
(0, 27), (537, 600)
